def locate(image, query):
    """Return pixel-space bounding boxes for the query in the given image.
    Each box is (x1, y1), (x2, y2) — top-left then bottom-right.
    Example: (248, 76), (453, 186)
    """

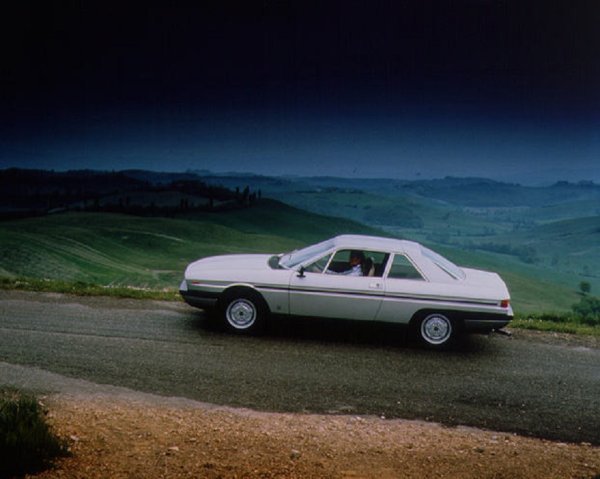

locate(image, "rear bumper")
(463, 318), (512, 332)
(461, 312), (513, 333)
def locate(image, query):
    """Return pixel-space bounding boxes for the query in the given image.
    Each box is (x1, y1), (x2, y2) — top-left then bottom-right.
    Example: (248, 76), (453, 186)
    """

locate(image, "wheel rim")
(226, 299), (257, 329)
(421, 314), (452, 345)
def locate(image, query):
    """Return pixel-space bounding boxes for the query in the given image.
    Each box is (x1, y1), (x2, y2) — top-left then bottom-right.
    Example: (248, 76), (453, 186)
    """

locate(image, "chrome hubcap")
(226, 299), (256, 329)
(421, 315), (451, 344)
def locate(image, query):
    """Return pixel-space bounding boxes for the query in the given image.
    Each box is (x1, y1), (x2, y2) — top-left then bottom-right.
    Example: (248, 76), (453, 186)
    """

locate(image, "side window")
(326, 250), (353, 274)
(305, 253), (332, 273)
(325, 250), (389, 277)
(387, 254), (424, 280)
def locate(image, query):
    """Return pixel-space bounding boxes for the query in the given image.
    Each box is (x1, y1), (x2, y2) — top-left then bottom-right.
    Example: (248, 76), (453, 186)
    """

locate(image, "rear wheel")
(417, 313), (455, 349)
(220, 290), (267, 334)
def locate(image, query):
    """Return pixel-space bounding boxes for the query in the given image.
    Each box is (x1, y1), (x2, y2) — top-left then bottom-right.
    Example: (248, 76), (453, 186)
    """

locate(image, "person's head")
(349, 250), (365, 266)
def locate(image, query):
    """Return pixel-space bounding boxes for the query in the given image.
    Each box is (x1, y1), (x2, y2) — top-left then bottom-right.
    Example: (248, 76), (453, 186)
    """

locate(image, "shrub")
(579, 281), (591, 295)
(0, 390), (69, 477)
(572, 295), (600, 327)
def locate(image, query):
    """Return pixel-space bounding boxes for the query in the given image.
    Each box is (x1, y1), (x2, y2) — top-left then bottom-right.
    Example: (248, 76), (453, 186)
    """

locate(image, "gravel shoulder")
(6, 360), (598, 479)
(34, 390), (600, 479)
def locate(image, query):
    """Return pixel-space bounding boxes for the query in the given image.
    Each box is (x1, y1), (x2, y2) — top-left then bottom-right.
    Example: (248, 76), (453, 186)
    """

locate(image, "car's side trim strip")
(189, 282), (501, 308)
(256, 285), (499, 307)
(381, 294), (498, 307)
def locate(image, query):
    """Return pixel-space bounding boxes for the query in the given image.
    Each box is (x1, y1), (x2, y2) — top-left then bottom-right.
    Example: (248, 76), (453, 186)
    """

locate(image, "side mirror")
(297, 266), (306, 278)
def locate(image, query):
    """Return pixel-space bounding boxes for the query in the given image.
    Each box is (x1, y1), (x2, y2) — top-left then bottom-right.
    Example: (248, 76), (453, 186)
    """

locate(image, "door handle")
(369, 282), (381, 289)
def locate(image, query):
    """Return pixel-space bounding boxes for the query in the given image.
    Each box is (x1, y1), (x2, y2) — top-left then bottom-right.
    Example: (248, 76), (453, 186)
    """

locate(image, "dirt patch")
(33, 393), (600, 479)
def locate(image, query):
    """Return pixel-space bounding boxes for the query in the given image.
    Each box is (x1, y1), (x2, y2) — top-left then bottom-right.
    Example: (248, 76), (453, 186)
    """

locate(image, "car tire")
(417, 312), (455, 349)
(220, 290), (267, 334)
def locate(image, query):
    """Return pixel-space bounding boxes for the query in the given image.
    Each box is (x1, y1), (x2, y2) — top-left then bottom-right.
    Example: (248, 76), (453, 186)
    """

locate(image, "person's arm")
(328, 264), (362, 276)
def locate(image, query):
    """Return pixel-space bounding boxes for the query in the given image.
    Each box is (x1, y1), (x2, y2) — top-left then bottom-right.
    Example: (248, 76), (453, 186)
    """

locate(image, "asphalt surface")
(1, 290), (599, 445)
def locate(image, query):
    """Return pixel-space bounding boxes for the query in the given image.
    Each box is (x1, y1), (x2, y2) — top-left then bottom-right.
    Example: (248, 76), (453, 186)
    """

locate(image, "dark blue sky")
(2, 1), (599, 182)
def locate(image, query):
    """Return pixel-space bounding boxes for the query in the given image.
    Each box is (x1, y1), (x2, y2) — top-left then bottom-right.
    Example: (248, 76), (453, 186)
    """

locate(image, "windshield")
(420, 246), (466, 280)
(279, 239), (334, 269)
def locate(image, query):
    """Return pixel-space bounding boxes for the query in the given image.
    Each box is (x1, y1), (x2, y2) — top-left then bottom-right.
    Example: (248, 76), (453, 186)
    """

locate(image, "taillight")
(500, 299), (510, 308)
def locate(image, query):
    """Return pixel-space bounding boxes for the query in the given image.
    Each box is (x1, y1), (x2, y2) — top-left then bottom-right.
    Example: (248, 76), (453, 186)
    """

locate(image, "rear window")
(388, 254), (424, 280)
(420, 246), (466, 280)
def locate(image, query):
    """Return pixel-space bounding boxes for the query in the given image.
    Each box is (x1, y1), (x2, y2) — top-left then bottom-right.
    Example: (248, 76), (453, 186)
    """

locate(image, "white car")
(180, 235), (513, 348)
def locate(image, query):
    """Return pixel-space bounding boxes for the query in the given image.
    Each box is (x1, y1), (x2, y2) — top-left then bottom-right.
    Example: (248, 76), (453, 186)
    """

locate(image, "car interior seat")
(363, 257), (375, 276)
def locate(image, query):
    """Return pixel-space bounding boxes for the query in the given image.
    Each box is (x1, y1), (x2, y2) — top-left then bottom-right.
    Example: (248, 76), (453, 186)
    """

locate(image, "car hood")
(185, 254), (273, 276)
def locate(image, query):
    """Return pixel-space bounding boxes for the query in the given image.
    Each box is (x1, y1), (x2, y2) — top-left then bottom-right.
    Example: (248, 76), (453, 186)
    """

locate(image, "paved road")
(1, 290), (599, 444)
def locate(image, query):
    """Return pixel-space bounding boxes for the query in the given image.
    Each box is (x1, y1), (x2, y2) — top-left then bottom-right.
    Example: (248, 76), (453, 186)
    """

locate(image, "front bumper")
(179, 280), (219, 309)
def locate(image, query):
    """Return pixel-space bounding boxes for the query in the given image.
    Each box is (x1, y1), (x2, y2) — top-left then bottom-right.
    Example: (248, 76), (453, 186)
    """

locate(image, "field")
(247, 177), (600, 309)
(1, 170), (599, 320)
(0, 202), (590, 315)
(0, 200), (379, 290)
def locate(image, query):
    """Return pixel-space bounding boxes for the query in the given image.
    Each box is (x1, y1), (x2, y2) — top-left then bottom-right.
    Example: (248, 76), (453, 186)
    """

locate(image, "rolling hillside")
(237, 175), (599, 308)
(0, 201), (588, 313)
(0, 200), (381, 289)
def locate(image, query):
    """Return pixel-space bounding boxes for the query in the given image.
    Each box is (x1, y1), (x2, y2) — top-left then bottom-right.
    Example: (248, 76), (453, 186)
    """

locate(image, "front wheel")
(221, 291), (266, 334)
(418, 313), (455, 349)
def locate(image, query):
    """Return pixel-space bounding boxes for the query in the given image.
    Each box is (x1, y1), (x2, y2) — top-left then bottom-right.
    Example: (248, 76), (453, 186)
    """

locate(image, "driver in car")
(326, 250), (365, 276)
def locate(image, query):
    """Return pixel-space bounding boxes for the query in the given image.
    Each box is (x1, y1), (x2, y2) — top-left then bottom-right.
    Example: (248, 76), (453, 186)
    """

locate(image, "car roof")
(329, 234), (421, 255)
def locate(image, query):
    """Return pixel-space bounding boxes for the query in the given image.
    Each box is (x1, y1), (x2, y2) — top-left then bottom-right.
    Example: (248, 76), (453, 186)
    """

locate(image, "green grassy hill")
(436, 216), (600, 301)
(0, 200), (589, 313)
(267, 190), (425, 228)
(0, 200), (380, 289)
(499, 216), (599, 275)
(179, 199), (386, 243)
(2, 170), (596, 319)
(278, 182), (599, 312)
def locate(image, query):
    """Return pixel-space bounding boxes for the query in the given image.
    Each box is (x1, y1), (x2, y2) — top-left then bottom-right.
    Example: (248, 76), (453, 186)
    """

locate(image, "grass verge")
(0, 389), (69, 478)
(0, 277), (180, 301)
(512, 313), (600, 337)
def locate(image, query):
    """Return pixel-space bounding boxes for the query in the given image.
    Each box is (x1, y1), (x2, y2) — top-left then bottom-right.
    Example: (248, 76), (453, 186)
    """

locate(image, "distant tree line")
(0, 169), (262, 220)
(80, 181), (261, 216)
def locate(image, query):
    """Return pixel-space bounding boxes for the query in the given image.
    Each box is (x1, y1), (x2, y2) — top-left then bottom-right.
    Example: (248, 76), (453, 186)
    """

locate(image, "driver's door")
(288, 252), (384, 320)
